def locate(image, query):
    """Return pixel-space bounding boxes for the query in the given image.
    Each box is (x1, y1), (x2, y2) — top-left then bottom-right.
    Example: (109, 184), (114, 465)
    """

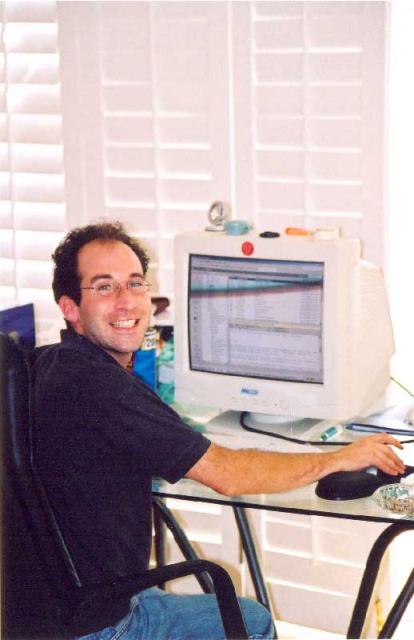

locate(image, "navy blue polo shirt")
(33, 330), (210, 586)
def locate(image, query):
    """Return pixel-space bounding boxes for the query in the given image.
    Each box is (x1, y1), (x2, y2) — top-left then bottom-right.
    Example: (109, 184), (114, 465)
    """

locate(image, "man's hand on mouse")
(332, 433), (405, 476)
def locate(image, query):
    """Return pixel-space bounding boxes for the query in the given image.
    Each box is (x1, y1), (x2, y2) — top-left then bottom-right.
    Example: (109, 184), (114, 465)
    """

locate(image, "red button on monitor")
(242, 241), (254, 256)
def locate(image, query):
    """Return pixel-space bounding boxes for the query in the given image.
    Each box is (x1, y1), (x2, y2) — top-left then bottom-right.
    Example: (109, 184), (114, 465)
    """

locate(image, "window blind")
(232, 1), (387, 266)
(59, 0), (387, 309)
(0, 0), (65, 339)
(59, 0), (233, 297)
(2, 0), (387, 335)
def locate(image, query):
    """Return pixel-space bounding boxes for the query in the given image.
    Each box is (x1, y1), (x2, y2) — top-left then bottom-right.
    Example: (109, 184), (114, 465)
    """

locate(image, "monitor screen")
(188, 254), (324, 384)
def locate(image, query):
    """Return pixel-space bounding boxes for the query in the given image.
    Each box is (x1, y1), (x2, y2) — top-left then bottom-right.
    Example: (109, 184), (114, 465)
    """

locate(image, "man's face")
(60, 239), (152, 367)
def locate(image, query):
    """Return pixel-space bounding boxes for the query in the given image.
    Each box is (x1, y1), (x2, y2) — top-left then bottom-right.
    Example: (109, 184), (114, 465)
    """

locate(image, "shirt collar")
(60, 328), (124, 368)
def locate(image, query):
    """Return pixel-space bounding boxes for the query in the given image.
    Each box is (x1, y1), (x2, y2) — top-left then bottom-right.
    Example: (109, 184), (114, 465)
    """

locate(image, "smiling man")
(58, 237), (152, 367)
(33, 221), (275, 640)
(33, 220), (405, 640)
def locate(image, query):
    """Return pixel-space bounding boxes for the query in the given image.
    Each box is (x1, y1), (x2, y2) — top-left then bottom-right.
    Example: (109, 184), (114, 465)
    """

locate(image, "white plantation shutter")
(57, 0), (387, 310)
(0, 0), (388, 333)
(58, 0), (233, 297)
(232, 1), (387, 266)
(0, 0), (66, 339)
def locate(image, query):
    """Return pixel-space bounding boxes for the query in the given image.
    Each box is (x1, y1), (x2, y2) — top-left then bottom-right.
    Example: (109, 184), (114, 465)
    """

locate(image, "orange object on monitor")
(285, 227), (313, 236)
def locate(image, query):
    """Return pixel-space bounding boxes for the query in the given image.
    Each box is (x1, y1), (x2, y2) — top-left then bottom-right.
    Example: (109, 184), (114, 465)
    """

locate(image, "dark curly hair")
(52, 221), (150, 305)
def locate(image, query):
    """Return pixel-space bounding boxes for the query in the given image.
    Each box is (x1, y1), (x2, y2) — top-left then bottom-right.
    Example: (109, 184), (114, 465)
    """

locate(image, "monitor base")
(245, 412), (307, 426)
(242, 411), (322, 439)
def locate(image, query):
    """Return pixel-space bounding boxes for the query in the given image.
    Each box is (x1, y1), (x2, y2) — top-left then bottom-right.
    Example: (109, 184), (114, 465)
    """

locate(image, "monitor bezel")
(174, 231), (362, 420)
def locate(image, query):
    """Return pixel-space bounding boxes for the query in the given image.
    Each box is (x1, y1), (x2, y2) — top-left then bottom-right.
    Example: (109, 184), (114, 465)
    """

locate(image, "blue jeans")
(79, 587), (275, 639)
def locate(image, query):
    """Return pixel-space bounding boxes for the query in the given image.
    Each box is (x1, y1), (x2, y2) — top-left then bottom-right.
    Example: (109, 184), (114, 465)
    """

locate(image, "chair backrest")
(1, 332), (80, 638)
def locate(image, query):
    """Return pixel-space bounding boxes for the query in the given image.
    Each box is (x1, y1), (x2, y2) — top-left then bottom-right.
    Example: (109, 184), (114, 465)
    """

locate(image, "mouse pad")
(316, 465), (414, 501)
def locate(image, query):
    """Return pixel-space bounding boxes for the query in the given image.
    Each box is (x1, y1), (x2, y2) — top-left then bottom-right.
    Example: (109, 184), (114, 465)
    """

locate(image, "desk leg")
(347, 522), (414, 639)
(232, 507), (273, 617)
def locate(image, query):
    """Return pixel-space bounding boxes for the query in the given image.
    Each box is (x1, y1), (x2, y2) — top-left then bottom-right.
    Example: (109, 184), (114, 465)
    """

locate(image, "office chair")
(0, 332), (248, 639)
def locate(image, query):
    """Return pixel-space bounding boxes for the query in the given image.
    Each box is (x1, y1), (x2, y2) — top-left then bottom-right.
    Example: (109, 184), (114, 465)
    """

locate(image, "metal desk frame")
(152, 480), (414, 639)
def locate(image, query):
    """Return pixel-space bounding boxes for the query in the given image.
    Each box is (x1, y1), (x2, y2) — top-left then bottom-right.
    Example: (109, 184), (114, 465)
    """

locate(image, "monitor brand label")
(240, 387), (259, 396)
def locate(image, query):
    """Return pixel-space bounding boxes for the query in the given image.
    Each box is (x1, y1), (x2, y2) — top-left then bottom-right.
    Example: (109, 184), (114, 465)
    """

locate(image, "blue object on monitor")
(0, 303), (36, 350)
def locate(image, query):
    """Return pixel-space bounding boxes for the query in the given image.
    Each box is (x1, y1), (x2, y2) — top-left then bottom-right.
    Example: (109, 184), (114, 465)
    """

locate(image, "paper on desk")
(348, 402), (414, 434)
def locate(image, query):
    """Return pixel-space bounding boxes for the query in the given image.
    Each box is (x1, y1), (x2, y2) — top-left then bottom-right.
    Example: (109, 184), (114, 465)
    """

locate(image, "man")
(34, 221), (405, 640)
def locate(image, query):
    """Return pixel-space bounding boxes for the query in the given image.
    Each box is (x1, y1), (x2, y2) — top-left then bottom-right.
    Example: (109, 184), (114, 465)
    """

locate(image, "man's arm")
(186, 434), (405, 496)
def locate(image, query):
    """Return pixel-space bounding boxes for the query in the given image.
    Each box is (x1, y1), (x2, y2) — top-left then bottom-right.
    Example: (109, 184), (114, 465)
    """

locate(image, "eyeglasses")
(82, 279), (152, 297)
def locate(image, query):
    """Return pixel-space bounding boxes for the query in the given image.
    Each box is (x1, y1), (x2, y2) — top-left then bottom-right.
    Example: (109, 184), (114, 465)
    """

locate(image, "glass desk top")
(153, 409), (414, 525)
(152, 476), (414, 525)
(153, 410), (414, 640)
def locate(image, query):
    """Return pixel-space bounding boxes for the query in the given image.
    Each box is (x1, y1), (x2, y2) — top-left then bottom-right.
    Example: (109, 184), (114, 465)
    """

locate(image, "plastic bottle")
(132, 327), (158, 389)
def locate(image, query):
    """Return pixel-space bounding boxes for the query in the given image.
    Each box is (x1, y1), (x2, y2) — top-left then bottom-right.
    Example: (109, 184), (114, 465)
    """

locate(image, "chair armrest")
(152, 496), (215, 593)
(71, 559), (248, 639)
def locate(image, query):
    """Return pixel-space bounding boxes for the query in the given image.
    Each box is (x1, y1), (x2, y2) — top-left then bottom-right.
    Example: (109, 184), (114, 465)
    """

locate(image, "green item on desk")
(157, 338), (175, 404)
(180, 415), (207, 433)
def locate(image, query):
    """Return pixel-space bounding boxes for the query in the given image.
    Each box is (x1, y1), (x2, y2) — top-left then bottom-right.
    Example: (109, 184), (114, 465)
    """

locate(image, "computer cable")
(239, 411), (350, 447)
(239, 412), (414, 447)
(391, 375), (414, 397)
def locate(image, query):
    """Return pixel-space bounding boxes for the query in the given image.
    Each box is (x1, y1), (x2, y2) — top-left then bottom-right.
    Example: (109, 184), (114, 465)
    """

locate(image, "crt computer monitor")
(174, 231), (394, 423)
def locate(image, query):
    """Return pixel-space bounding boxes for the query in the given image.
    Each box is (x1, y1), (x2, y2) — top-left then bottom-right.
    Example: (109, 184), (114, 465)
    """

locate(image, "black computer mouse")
(316, 465), (414, 501)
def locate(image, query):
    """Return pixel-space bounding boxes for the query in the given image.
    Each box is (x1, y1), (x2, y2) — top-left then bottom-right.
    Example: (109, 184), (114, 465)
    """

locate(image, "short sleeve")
(35, 348), (211, 484)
